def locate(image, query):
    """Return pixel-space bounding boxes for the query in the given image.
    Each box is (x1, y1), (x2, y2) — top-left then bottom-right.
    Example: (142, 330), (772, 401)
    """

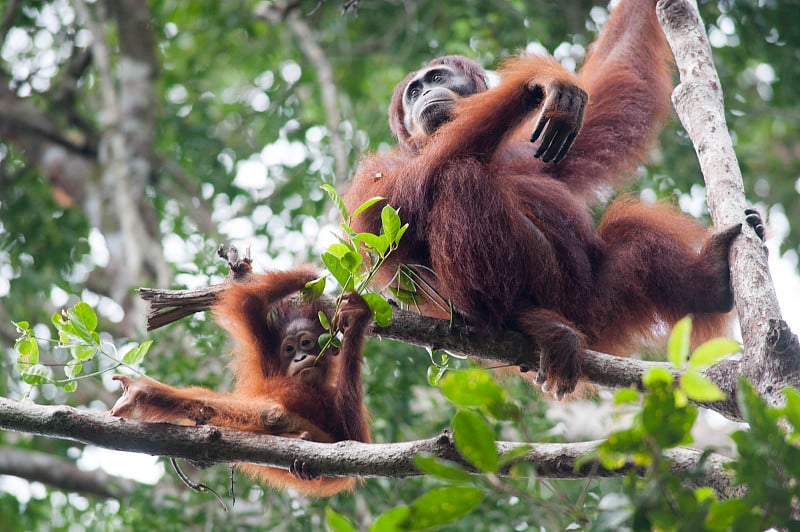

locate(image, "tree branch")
(0, 446), (136, 499)
(656, 0), (800, 407)
(0, 397), (739, 499)
(138, 283), (744, 420)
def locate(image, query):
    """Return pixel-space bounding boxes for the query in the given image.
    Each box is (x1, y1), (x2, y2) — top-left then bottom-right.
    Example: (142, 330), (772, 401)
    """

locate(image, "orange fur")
(111, 269), (372, 497)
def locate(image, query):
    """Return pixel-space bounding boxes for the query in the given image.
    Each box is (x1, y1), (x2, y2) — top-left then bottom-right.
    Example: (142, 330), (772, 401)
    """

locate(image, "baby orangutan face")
(279, 317), (330, 387)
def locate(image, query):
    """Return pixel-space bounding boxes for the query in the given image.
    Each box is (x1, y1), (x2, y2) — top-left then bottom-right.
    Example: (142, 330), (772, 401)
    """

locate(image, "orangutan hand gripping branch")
(344, 0), (758, 398)
(111, 268), (372, 496)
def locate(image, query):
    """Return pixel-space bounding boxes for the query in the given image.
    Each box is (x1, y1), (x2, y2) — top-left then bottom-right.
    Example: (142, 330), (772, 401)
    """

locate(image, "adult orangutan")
(344, 0), (755, 397)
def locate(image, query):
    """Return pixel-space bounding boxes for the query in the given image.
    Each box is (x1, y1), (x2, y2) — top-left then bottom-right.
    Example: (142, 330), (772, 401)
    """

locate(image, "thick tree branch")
(0, 446), (136, 499)
(138, 284), (743, 420)
(657, 0), (800, 407)
(0, 397), (739, 499)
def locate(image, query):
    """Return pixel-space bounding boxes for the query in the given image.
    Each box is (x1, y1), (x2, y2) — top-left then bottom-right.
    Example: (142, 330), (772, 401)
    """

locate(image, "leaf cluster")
(13, 302), (151, 395)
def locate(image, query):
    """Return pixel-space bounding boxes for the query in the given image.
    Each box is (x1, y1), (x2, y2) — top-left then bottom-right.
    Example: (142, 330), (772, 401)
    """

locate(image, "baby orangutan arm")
(109, 375), (335, 442)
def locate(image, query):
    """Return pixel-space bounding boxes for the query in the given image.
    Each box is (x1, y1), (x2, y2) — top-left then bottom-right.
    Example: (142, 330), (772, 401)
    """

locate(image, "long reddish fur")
(344, 0), (734, 390)
(111, 268), (371, 497)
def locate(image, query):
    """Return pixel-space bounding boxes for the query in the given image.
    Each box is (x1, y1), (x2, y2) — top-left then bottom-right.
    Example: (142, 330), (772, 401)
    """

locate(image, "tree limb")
(139, 283), (744, 420)
(0, 397), (739, 499)
(0, 446), (136, 499)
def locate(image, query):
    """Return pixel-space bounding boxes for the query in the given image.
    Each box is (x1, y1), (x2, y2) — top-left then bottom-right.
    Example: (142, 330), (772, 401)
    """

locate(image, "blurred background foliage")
(0, 0), (798, 529)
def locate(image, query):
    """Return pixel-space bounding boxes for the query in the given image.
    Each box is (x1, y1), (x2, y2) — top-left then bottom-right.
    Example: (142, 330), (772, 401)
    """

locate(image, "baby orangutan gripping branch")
(110, 267), (372, 496)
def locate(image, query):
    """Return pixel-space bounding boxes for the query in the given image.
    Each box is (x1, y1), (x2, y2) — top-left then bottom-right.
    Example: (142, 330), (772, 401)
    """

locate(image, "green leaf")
(680, 369), (726, 402)
(396, 267), (416, 290)
(21, 364), (51, 385)
(65, 359), (83, 379)
(673, 388), (689, 408)
(614, 388), (640, 404)
(342, 252), (362, 272)
(318, 333), (333, 350)
(14, 335), (39, 369)
(694, 486), (717, 503)
(318, 311), (332, 331)
(66, 310), (95, 344)
(122, 340), (153, 366)
(351, 196), (385, 220)
(71, 343), (96, 362)
(63, 381), (78, 393)
(339, 222), (356, 239)
(51, 310), (66, 329)
(302, 276), (327, 301)
(406, 487), (483, 530)
(327, 242), (357, 259)
(325, 506), (356, 532)
(13, 321), (31, 334)
(380, 205), (402, 242)
(452, 409), (498, 473)
(440, 369), (506, 409)
(370, 506), (411, 532)
(642, 367), (674, 388)
(355, 232), (390, 256)
(413, 454), (473, 484)
(321, 183), (348, 222)
(321, 252), (355, 291)
(394, 223), (409, 245)
(485, 399), (521, 421)
(362, 293), (392, 327)
(705, 499), (751, 531)
(388, 286), (421, 306)
(642, 378), (697, 448)
(427, 365), (448, 386)
(782, 387), (800, 431)
(688, 337), (740, 369)
(667, 315), (692, 368)
(599, 426), (648, 464)
(72, 301), (98, 333)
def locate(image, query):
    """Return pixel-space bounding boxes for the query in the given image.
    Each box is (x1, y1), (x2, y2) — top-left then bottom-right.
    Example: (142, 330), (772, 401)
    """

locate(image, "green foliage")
(596, 379), (800, 532)
(365, 367), (535, 529)
(667, 316), (739, 405)
(724, 381), (800, 530)
(452, 409), (499, 473)
(379, 486), (484, 531)
(313, 185), (407, 357)
(12, 301), (150, 395)
(591, 318), (800, 530)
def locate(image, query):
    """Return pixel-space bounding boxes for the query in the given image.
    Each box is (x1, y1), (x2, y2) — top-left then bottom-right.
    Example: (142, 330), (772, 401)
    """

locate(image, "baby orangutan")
(110, 267), (372, 496)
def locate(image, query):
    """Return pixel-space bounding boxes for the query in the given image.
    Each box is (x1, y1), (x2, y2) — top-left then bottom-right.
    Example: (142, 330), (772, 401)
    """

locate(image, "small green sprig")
(13, 301), (151, 395)
(311, 185), (407, 356)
